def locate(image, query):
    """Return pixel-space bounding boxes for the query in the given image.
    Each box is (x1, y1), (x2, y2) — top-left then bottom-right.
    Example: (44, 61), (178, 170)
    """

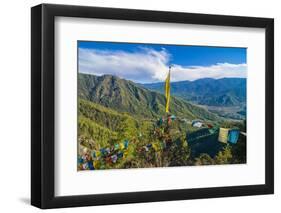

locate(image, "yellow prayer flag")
(96, 151), (101, 157)
(152, 142), (160, 152)
(123, 150), (129, 157)
(165, 69), (171, 113)
(218, 128), (229, 143)
(119, 143), (125, 150)
(94, 160), (100, 169)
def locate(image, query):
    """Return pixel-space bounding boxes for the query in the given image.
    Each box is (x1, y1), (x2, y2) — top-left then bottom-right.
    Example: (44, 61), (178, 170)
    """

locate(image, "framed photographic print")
(31, 4), (274, 209)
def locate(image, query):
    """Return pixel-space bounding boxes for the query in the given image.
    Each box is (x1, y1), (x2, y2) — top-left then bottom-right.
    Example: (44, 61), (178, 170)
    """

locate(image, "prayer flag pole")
(165, 65), (172, 113)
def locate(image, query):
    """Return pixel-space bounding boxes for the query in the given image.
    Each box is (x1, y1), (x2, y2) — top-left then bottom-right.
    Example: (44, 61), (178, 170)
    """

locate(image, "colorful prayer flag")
(119, 143), (125, 150)
(218, 128), (229, 143)
(165, 68), (171, 113)
(152, 142), (160, 152)
(228, 129), (240, 144)
(94, 160), (100, 169)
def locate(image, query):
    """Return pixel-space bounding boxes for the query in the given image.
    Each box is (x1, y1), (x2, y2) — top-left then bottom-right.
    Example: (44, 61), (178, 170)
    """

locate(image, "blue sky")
(78, 41), (247, 83)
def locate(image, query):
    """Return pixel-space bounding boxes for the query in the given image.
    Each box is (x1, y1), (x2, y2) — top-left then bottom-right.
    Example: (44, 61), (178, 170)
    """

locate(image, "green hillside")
(77, 73), (246, 170)
(78, 98), (207, 169)
(79, 99), (154, 146)
(78, 73), (221, 122)
(78, 98), (200, 148)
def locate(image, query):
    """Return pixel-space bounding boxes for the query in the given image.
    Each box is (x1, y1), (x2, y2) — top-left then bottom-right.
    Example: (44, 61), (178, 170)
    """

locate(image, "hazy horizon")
(79, 71), (246, 84)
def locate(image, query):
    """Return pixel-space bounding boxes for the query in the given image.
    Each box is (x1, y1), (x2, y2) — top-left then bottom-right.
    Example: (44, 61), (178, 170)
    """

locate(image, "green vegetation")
(77, 73), (246, 170)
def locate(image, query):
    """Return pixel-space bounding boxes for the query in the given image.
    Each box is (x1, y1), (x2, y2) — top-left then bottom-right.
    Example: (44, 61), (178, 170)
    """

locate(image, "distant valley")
(142, 78), (246, 120)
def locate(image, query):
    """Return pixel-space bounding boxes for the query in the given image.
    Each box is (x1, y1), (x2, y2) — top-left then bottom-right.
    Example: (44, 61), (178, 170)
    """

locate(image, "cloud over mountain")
(79, 47), (247, 83)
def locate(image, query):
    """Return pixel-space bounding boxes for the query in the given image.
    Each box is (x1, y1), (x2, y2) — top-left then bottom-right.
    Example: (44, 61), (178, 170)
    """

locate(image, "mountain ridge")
(142, 77), (246, 107)
(78, 73), (222, 122)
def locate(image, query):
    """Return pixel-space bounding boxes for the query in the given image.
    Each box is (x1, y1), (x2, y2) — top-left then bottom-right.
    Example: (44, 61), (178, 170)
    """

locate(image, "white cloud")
(79, 47), (247, 83)
(171, 63), (247, 82)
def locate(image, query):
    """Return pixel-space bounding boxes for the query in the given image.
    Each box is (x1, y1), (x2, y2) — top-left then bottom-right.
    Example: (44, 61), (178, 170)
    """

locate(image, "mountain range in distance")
(78, 73), (222, 122)
(78, 73), (246, 120)
(142, 78), (246, 107)
(142, 77), (246, 120)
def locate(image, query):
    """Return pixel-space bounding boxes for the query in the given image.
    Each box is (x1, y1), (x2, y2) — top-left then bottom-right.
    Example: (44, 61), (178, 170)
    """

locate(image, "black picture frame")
(31, 3), (274, 209)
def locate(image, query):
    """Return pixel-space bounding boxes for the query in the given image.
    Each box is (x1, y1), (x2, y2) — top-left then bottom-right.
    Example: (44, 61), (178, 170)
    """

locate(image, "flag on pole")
(165, 66), (171, 113)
